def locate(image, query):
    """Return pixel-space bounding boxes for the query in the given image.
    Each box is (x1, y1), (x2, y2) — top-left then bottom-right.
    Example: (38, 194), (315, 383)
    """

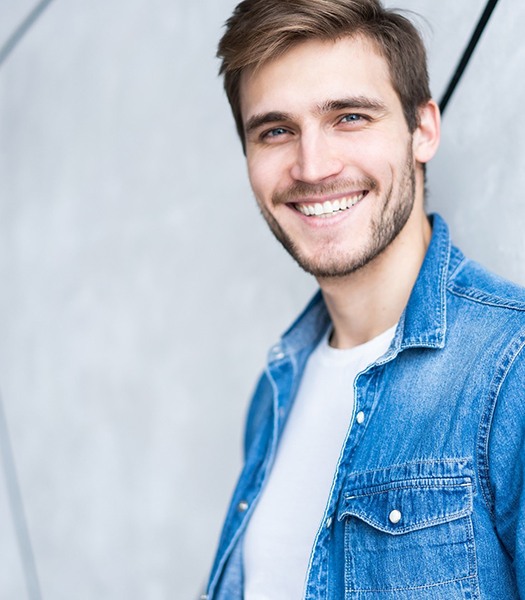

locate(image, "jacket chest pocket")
(337, 463), (479, 599)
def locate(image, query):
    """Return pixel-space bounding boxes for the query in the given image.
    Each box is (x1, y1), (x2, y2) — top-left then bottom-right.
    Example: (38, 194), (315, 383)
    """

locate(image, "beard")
(255, 146), (417, 279)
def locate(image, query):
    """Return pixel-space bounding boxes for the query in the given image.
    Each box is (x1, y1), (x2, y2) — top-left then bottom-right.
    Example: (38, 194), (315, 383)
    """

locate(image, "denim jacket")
(205, 214), (525, 599)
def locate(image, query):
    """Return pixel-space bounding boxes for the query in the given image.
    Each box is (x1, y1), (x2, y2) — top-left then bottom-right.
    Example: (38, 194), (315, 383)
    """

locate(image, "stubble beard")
(256, 149), (417, 279)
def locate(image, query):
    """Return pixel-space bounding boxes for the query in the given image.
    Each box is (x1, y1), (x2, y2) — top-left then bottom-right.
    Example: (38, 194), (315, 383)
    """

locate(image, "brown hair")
(217, 0), (431, 150)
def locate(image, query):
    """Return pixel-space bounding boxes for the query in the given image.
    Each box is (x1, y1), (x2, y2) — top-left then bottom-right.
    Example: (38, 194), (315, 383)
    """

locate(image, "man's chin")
(288, 251), (367, 279)
(265, 219), (377, 278)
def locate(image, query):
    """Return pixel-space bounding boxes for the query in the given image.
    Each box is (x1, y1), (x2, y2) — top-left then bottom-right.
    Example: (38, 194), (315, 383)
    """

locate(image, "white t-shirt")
(244, 324), (396, 599)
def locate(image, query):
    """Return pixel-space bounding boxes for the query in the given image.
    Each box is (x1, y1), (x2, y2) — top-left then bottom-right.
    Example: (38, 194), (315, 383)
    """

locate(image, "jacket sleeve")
(488, 337), (525, 594)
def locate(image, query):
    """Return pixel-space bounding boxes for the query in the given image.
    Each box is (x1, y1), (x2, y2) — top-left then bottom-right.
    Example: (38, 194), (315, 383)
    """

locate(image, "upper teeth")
(296, 194), (364, 217)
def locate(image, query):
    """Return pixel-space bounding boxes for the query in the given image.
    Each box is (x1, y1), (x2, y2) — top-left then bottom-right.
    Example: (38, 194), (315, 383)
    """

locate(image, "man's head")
(216, 0), (440, 280)
(217, 0), (431, 151)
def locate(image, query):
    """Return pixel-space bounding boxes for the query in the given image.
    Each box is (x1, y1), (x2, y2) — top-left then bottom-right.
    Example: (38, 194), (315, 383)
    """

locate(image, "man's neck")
(318, 210), (432, 349)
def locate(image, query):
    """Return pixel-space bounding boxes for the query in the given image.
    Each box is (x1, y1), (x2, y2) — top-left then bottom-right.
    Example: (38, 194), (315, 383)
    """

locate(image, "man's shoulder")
(447, 246), (525, 314)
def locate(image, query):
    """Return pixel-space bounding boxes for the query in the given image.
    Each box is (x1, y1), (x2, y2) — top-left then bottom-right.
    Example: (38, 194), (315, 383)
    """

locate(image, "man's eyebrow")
(244, 111), (292, 136)
(316, 97), (388, 114)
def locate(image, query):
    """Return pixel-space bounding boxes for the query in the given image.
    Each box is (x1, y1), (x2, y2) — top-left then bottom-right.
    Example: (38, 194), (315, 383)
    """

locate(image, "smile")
(294, 192), (367, 218)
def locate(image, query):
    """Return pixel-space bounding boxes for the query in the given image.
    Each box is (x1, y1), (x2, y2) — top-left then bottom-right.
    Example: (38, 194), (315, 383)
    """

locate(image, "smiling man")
(204, 1), (525, 599)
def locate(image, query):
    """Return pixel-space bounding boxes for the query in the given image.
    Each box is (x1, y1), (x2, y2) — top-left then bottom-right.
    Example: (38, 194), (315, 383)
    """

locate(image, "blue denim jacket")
(206, 214), (525, 599)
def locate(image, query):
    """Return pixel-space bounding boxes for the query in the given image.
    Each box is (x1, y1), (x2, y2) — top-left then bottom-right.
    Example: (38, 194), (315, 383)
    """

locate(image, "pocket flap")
(338, 463), (473, 535)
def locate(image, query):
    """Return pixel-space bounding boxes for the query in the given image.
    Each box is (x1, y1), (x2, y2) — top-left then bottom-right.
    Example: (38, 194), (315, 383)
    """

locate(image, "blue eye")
(259, 126), (291, 143)
(265, 127), (288, 138)
(341, 113), (363, 123)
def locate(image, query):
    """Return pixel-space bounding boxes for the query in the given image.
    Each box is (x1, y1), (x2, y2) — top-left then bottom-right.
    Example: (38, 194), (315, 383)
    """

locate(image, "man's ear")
(413, 100), (441, 164)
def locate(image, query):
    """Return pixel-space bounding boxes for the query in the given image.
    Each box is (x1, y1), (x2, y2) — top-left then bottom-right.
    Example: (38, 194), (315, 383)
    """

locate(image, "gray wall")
(0, 1), (523, 598)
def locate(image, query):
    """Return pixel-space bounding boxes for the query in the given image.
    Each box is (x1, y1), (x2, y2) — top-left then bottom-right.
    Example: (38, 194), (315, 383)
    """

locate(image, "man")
(204, 0), (525, 598)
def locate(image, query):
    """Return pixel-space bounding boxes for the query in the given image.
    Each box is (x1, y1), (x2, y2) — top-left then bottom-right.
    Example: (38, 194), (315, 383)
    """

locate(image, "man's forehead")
(239, 35), (396, 122)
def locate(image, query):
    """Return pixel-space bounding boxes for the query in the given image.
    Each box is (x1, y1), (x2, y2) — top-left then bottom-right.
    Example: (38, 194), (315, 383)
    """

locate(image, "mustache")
(272, 177), (378, 205)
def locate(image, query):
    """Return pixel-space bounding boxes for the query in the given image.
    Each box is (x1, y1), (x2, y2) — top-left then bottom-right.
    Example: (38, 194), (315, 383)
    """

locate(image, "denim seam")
(340, 509), (472, 534)
(447, 249), (467, 280)
(344, 457), (472, 478)
(448, 286), (525, 311)
(465, 513), (481, 598)
(305, 539), (329, 599)
(477, 333), (525, 518)
(344, 478), (472, 497)
(340, 367), (382, 598)
(343, 519), (354, 599)
(346, 573), (479, 593)
(438, 232), (450, 342)
(340, 371), (379, 472)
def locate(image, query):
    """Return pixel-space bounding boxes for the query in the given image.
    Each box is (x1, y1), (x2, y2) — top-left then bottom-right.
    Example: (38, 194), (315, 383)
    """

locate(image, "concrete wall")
(0, 1), (522, 598)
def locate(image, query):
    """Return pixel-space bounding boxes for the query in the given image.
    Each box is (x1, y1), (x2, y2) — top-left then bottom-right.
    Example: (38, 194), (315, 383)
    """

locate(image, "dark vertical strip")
(439, 0), (500, 114)
(0, 392), (42, 599)
(0, 0), (55, 68)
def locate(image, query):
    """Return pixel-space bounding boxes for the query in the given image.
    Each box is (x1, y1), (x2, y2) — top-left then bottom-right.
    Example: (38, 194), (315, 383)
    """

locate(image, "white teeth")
(296, 193), (364, 217)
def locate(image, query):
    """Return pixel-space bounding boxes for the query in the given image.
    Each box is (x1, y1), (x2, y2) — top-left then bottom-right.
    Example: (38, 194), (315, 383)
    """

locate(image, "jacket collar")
(396, 213), (450, 351)
(278, 213), (452, 359)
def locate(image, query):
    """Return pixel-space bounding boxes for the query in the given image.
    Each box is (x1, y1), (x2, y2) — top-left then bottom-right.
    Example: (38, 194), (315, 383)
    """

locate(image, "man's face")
(240, 36), (427, 279)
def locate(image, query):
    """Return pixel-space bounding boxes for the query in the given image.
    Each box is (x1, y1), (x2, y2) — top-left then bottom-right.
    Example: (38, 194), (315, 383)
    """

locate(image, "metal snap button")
(389, 509), (402, 524)
(270, 345), (285, 361)
(238, 501), (249, 512)
(356, 411), (365, 424)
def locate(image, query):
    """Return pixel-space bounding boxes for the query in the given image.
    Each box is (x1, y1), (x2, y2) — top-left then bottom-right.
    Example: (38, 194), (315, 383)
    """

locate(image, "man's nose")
(290, 131), (344, 184)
